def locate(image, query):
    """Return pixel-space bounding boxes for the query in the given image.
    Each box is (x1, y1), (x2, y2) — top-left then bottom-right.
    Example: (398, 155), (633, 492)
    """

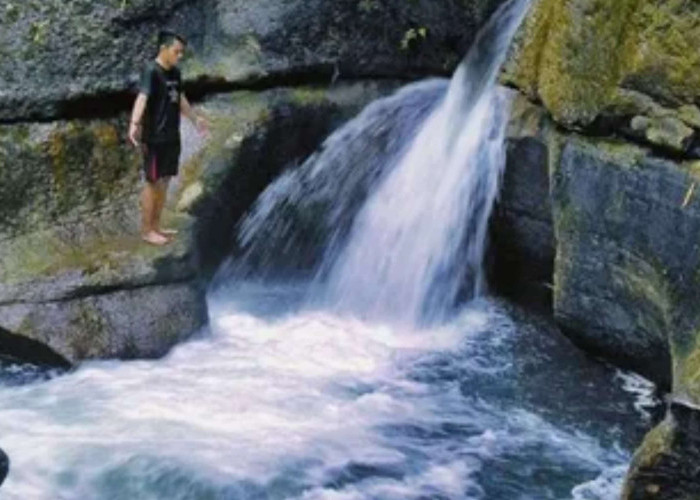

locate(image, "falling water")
(323, 0), (531, 325)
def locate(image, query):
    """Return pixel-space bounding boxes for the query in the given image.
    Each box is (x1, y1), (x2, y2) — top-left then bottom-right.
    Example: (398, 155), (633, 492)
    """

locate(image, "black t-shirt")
(138, 62), (182, 144)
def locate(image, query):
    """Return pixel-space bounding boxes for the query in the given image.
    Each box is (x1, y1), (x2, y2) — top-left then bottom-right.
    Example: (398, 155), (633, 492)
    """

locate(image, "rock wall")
(0, 0), (504, 121)
(497, 0), (700, 496)
(503, 0), (700, 155)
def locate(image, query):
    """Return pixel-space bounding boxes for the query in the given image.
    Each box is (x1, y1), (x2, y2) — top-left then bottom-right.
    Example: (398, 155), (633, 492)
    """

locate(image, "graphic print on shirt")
(167, 80), (179, 104)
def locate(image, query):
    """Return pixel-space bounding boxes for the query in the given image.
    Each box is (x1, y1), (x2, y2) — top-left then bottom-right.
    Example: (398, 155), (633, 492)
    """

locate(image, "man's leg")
(141, 181), (169, 245)
(153, 178), (175, 237)
(153, 142), (181, 237)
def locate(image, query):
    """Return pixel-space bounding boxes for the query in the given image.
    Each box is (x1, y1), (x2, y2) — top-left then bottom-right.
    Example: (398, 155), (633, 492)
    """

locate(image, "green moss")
(630, 115), (694, 152)
(506, 0), (639, 125)
(562, 134), (646, 170)
(507, 93), (551, 138)
(0, 116), (140, 242)
(672, 328), (700, 400)
(67, 301), (110, 360)
(622, 417), (674, 499)
(505, 0), (700, 127)
(290, 87), (328, 107)
(0, 210), (191, 285)
(678, 105), (700, 129)
(627, 0), (700, 104)
(47, 127), (68, 195)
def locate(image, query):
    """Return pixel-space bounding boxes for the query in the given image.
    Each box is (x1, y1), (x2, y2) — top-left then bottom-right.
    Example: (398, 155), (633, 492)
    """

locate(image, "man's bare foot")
(141, 230), (171, 246)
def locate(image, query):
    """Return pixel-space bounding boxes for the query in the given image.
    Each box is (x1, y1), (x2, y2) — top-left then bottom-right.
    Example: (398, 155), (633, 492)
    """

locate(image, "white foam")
(614, 370), (659, 420)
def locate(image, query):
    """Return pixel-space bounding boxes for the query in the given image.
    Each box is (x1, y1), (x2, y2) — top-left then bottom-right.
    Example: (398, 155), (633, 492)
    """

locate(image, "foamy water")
(0, 284), (655, 499)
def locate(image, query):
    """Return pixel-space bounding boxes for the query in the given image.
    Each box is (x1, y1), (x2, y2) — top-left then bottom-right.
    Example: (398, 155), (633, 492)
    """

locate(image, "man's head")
(157, 30), (186, 68)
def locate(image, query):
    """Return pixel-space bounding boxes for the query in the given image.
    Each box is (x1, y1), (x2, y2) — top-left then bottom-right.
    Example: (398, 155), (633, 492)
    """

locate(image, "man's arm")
(129, 93), (148, 147)
(180, 94), (209, 134)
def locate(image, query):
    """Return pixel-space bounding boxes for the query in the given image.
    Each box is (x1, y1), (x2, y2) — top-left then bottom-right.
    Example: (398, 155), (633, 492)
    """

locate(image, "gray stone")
(0, 282), (206, 363)
(0, 447), (7, 488)
(490, 134), (555, 312)
(548, 136), (700, 386)
(0, 0), (506, 122)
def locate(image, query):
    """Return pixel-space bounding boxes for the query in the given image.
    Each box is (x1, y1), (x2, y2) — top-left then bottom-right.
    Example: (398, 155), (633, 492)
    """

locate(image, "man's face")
(162, 40), (185, 67)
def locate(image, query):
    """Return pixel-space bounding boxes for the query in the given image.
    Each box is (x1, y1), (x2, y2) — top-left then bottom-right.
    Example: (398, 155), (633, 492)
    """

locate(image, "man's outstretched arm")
(180, 94), (209, 134)
(129, 93), (148, 146)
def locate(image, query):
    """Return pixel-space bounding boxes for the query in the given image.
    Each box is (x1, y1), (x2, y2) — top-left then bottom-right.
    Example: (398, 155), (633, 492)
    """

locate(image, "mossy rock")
(0, 117), (140, 242)
(623, 403), (700, 499)
(0, 80), (400, 363)
(503, 0), (700, 140)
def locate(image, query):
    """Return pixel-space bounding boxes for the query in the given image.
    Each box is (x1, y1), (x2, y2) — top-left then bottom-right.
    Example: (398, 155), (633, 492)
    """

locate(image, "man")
(129, 30), (208, 246)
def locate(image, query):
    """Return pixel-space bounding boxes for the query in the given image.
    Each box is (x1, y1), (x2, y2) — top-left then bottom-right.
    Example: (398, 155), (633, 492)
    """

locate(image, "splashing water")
(0, 288), (655, 499)
(322, 0), (531, 326)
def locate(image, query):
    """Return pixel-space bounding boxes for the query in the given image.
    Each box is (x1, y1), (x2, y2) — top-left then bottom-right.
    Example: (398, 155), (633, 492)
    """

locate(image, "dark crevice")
(0, 70), (424, 125)
(0, 327), (71, 368)
(0, 276), (199, 308)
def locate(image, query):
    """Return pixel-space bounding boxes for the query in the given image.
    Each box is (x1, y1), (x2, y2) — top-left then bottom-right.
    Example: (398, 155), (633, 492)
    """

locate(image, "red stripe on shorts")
(150, 152), (157, 182)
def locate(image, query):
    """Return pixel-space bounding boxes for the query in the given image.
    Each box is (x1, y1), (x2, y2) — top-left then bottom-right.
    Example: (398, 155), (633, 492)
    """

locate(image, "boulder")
(0, 0), (506, 122)
(0, 81), (398, 363)
(502, 0), (700, 153)
(500, 95), (700, 387)
(0, 447), (7, 488)
(499, 94), (700, 495)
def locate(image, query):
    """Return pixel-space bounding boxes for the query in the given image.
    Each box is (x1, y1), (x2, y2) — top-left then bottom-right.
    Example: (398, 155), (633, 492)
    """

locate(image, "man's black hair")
(158, 30), (187, 48)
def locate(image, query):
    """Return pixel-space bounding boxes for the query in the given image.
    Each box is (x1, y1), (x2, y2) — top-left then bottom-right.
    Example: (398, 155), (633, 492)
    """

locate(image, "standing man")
(129, 30), (208, 246)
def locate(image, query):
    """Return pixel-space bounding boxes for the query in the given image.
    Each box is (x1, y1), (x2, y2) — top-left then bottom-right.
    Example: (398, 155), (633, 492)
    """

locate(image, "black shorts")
(142, 141), (181, 183)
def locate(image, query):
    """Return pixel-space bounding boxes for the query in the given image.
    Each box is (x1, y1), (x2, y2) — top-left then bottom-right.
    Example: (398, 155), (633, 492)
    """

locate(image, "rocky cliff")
(495, 0), (700, 496)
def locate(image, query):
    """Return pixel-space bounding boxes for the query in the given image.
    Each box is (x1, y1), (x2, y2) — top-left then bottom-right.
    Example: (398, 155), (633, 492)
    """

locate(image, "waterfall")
(221, 0), (532, 327)
(222, 80), (448, 282)
(321, 0), (532, 325)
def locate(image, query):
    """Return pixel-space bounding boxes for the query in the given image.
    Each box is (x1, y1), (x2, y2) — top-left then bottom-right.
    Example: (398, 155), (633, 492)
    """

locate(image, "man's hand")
(129, 93), (148, 147)
(181, 94), (210, 137)
(194, 116), (210, 136)
(129, 121), (141, 147)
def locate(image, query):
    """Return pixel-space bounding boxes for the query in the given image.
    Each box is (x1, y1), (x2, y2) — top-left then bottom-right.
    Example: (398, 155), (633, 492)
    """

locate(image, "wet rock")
(498, 95), (700, 495)
(623, 401), (700, 499)
(0, 447), (7, 488)
(549, 135), (692, 387)
(489, 94), (555, 312)
(493, 95), (700, 388)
